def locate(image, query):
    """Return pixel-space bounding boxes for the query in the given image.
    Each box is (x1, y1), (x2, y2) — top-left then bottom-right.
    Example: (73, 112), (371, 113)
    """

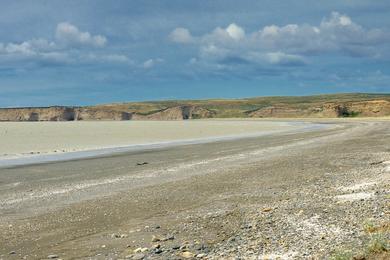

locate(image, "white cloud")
(265, 52), (306, 66)
(82, 54), (132, 64)
(55, 22), (107, 48)
(0, 39), (57, 56)
(173, 12), (390, 69)
(143, 59), (154, 68)
(142, 58), (164, 69)
(0, 42), (71, 64)
(226, 23), (245, 40)
(4, 42), (36, 55)
(0, 22), (135, 67)
(38, 52), (71, 64)
(202, 23), (246, 45)
(0, 22), (108, 61)
(321, 11), (353, 28)
(254, 12), (388, 54)
(169, 28), (193, 43)
(102, 54), (131, 63)
(199, 44), (229, 60)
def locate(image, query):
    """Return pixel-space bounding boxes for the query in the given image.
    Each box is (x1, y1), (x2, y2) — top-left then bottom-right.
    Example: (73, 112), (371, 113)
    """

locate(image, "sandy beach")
(0, 119), (389, 259)
(0, 120), (313, 163)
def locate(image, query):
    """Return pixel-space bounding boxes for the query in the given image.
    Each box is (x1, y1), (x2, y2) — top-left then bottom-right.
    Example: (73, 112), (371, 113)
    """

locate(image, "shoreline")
(1, 120), (388, 259)
(0, 121), (330, 168)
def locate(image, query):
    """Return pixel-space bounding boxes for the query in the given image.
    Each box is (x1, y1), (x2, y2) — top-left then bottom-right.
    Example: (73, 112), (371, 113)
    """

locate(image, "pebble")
(134, 247), (148, 253)
(132, 253), (145, 260)
(154, 248), (163, 254)
(47, 255), (59, 259)
(35, 149), (388, 259)
(181, 252), (195, 258)
(151, 235), (161, 242)
(166, 234), (175, 240)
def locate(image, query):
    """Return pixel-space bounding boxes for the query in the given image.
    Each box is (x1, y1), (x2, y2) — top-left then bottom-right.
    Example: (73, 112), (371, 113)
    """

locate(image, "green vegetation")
(363, 220), (377, 233)
(330, 220), (389, 260)
(93, 93), (390, 118)
(366, 234), (389, 254)
(330, 250), (353, 260)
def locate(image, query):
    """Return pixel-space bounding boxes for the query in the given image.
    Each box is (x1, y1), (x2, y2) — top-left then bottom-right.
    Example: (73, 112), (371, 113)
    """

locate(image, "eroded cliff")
(1, 94), (389, 121)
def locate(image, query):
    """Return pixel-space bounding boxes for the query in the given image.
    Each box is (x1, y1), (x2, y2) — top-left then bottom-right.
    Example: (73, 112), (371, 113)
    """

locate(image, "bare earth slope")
(1, 93), (390, 121)
(0, 120), (389, 259)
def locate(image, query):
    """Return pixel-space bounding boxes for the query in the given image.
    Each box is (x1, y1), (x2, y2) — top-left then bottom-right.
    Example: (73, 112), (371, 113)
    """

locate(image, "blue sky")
(0, 0), (390, 107)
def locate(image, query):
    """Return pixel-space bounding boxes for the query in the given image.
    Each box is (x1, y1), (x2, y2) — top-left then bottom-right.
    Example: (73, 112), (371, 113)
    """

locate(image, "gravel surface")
(0, 120), (389, 259)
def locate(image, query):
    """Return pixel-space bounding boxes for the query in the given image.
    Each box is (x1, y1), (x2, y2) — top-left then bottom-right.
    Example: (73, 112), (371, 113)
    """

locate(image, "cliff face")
(248, 100), (390, 118)
(132, 106), (215, 120)
(0, 107), (76, 121)
(0, 105), (215, 121)
(0, 107), (132, 121)
(0, 95), (389, 121)
(75, 109), (132, 121)
(346, 100), (390, 117)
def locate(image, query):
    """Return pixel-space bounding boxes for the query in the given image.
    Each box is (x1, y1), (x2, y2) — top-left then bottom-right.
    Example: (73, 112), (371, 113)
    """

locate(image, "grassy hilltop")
(96, 93), (390, 118)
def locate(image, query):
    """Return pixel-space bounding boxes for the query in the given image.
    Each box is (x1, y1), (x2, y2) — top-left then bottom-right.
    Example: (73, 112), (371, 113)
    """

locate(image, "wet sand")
(0, 120), (303, 157)
(0, 120), (323, 168)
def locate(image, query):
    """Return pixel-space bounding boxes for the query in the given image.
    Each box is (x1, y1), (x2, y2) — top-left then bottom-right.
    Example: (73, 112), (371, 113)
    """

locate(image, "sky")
(0, 0), (390, 107)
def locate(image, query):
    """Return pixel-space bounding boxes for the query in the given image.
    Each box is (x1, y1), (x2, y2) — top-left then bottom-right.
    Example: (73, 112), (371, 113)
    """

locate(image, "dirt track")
(0, 120), (389, 259)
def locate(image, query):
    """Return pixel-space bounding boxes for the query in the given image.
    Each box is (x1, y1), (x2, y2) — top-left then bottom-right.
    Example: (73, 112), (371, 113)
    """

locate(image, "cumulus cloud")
(265, 52), (306, 66)
(55, 22), (107, 48)
(82, 54), (132, 64)
(169, 28), (193, 43)
(0, 39), (56, 56)
(172, 12), (390, 69)
(0, 38), (70, 65)
(202, 23), (247, 45)
(253, 11), (389, 54)
(225, 23), (245, 40)
(142, 58), (164, 69)
(0, 22), (130, 67)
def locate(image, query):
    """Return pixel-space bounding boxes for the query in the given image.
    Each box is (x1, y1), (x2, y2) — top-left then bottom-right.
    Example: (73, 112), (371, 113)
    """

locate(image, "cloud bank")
(55, 22), (107, 48)
(0, 22), (123, 66)
(170, 12), (390, 67)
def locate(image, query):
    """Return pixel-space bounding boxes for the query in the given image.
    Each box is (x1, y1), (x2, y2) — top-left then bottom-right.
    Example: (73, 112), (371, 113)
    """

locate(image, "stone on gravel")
(132, 253), (145, 260)
(134, 247), (148, 253)
(151, 235), (161, 242)
(181, 251), (195, 258)
(166, 234), (175, 240)
(154, 248), (163, 254)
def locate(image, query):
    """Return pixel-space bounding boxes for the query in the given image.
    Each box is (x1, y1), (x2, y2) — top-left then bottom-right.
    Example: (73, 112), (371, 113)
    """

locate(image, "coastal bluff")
(1, 93), (389, 121)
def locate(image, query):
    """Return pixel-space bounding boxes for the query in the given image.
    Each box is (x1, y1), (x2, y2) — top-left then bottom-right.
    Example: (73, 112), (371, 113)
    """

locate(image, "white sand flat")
(0, 120), (326, 167)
